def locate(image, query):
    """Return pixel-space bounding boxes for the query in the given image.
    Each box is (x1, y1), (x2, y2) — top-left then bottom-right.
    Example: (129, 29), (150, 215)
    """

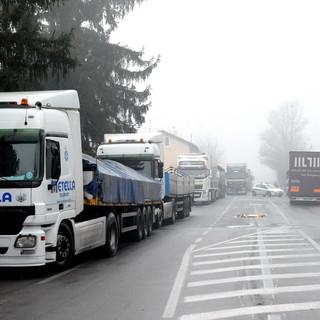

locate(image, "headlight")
(15, 235), (37, 248)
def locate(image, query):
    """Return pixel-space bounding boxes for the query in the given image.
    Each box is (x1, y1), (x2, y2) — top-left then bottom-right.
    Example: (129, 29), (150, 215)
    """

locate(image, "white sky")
(111, 0), (320, 184)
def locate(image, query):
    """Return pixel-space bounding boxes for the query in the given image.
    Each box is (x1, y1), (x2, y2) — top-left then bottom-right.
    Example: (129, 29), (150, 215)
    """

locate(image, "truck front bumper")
(0, 227), (47, 267)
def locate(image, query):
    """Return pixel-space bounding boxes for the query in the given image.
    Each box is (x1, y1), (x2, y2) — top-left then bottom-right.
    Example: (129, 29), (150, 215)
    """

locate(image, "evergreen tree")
(0, 0), (78, 91)
(44, 0), (159, 154)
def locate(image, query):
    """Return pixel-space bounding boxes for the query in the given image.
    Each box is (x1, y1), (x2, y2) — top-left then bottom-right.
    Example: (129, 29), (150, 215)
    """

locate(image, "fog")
(111, 0), (320, 183)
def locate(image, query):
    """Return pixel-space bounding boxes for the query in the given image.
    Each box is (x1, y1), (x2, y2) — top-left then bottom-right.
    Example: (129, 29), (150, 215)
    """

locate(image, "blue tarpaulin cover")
(83, 154), (162, 204)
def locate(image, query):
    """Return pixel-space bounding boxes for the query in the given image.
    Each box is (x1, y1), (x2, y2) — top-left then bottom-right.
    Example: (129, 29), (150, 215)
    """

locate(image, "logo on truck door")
(50, 180), (75, 198)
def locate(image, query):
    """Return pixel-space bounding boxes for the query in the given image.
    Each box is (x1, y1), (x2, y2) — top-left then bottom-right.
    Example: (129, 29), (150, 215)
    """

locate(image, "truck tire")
(104, 213), (118, 257)
(167, 200), (176, 225)
(267, 191), (271, 197)
(184, 198), (190, 218)
(142, 207), (148, 239)
(154, 208), (163, 229)
(147, 207), (153, 236)
(56, 222), (74, 271)
(132, 208), (143, 241)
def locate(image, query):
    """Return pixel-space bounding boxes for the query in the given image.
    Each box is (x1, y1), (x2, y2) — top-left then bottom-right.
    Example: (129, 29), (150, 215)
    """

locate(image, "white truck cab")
(0, 90), (83, 267)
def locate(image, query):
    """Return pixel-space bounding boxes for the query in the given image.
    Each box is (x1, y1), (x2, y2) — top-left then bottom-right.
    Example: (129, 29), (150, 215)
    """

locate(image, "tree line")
(0, 0), (159, 154)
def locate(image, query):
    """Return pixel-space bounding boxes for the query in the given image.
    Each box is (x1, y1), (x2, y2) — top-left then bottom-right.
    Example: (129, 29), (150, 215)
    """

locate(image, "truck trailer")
(288, 151), (320, 204)
(96, 132), (194, 223)
(0, 90), (163, 270)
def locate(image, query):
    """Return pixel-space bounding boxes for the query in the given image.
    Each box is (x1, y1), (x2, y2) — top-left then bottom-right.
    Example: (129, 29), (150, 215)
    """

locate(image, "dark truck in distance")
(288, 151), (320, 204)
(226, 163), (248, 195)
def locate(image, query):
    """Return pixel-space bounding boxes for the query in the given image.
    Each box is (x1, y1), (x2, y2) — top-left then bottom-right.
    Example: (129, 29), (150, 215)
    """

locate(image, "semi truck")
(177, 153), (218, 204)
(0, 90), (163, 270)
(288, 151), (320, 204)
(96, 132), (194, 222)
(226, 163), (248, 195)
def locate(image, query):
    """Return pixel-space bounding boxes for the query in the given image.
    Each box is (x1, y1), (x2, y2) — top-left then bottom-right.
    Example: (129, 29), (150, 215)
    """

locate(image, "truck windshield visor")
(0, 129), (43, 181)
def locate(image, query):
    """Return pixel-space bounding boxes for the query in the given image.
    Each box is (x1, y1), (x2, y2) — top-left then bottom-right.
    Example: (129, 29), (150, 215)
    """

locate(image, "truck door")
(45, 137), (75, 214)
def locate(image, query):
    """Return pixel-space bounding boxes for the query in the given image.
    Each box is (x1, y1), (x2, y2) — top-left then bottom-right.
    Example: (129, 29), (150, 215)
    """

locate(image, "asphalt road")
(1, 195), (320, 320)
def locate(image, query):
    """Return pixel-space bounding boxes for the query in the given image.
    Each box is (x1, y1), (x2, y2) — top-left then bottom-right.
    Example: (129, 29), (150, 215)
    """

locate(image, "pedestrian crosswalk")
(164, 225), (320, 320)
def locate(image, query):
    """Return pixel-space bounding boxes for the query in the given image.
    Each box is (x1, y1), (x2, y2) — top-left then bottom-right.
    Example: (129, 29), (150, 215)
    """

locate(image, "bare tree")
(259, 102), (310, 187)
(194, 132), (224, 166)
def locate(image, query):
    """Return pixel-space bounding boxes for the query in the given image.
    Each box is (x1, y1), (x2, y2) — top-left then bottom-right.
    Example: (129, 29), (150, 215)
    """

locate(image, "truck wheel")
(167, 201), (176, 225)
(267, 191), (271, 197)
(154, 208), (163, 229)
(184, 198), (190, 218)
(147, 207), (153, 236)
(56, 222), (74, 271)
(187, 198), (191, 217)
(142, 207), (148, 239)
(133, 208), (143, 241)
(104, 213), (118, 257)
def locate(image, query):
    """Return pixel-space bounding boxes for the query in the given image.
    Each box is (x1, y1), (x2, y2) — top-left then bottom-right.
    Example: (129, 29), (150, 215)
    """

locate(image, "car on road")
(252, 183), (284, 197)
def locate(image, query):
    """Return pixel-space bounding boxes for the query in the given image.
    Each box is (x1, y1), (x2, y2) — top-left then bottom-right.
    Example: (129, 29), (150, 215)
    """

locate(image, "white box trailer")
(288, 151), (320, 204)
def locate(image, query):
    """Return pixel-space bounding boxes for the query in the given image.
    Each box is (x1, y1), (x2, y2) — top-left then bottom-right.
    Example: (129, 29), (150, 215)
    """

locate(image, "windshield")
(178, 168), (207, 178)
(227, 167), (246, 179)
(0, 129), (42, 182)
(111, 158), (152, 178)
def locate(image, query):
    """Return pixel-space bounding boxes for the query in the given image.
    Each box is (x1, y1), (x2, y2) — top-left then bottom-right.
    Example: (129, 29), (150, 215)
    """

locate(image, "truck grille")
(0, 207), (35, 235)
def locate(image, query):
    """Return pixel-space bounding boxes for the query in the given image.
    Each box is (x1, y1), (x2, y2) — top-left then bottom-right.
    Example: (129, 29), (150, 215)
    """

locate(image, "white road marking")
(162, 244), (196, 319)
(228, 238), (303, 244)
(188, 271), (320, 287)
(204, 242), (309, 251)
(178, 301), (320, 320)
(38, 267), (78, 284)
(38, 260), (95, 284)
(191, 261), (320, 275)
(184, 284), (320, 302)
(248, 234), (302, 238)
(257, 227), (274, 289)
(193, 253), (320, 266)
(194, 247), (315, 258)
(193, 225), (289, 253)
